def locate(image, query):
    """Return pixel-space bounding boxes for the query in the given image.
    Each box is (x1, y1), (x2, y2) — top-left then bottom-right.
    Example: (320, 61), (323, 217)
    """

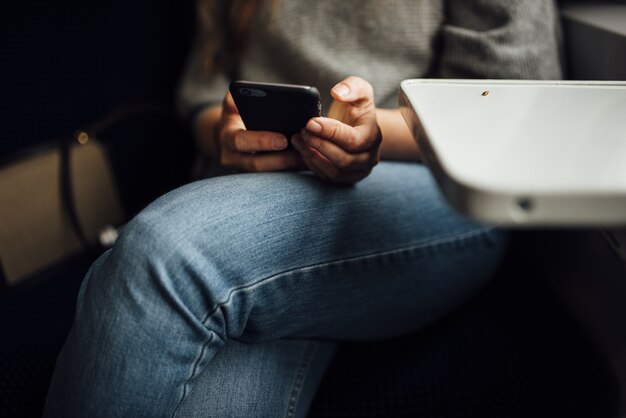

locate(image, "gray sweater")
(177, 0), (562, 120)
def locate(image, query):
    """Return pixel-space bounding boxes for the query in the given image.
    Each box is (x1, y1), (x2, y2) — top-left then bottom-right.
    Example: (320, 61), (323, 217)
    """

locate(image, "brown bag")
(0, 133), (124, 290)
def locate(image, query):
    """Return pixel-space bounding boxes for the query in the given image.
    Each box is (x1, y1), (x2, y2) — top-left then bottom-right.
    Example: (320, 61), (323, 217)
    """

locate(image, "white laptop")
(399, 79), (626, 227)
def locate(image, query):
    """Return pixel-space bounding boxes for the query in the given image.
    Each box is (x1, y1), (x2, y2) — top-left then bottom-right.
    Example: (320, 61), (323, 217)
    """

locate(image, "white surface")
(400, 79), (626, 226)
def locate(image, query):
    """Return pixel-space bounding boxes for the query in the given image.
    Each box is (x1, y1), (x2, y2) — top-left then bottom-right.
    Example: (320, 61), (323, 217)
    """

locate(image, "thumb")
(330, 76), (375, 107)
(223, 92), (240, 115)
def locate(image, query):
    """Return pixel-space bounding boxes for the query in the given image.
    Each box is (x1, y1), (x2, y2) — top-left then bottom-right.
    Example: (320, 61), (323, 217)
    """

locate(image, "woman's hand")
(209, 92), (304, 172)
(291, 76), (381, 184)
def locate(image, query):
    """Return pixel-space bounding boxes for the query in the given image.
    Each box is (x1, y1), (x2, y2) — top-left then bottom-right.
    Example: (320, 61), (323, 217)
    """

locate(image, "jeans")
(44, 162), (506, 417)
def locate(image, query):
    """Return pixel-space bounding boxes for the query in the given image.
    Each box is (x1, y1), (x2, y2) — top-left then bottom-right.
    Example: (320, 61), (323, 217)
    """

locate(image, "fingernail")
(307, 120), (322, 133)
(272, 136), (288, 150)
(332, 83), (350, 98)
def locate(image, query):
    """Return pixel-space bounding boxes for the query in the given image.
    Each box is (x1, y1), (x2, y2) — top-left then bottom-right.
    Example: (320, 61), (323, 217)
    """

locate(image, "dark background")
(0, 0), (194, 154)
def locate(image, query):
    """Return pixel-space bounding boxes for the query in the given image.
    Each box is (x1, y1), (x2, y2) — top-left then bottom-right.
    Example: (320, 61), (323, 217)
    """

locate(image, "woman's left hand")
(291, 76), (381, 184)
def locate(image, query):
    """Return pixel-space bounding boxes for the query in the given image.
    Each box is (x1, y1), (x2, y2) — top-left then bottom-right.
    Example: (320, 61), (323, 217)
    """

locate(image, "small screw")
(481, 90), (490, 97)
(517, 197), (533, 212)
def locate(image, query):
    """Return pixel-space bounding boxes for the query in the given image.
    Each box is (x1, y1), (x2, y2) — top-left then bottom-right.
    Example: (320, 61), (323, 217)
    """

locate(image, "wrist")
(377, 108), (420, 161)
(194, 105), (223, 159)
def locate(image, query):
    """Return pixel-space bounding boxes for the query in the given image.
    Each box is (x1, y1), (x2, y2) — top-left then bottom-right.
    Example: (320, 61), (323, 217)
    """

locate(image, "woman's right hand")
(197, 93), (304, 172)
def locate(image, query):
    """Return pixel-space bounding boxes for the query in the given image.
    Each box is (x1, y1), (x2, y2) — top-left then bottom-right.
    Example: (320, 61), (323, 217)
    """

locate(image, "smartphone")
(229, 80), (322, 139)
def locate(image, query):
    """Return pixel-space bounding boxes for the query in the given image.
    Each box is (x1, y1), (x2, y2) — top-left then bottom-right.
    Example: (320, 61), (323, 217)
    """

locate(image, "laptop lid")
(400, 79), (626, 226)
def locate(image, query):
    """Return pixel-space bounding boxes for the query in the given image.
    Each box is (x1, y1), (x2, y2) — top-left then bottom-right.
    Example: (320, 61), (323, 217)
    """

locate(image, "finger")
(224, 129), (289, 153)
(293, 137), (336, 180)
(300, 130), (377, 170)
(293, 135), (370, 184)
(292, 133), (333, 163)
(297, 154), (330, 181)
(290, 133), (314, 158)
(222, 149), (301, 172)
(305, 117), (380, 153)
(330, 76), (375, 107)
(220, 94), (246, 132)
(222, 92), (240, 115)
(301, 159), (330, 182)
(305, 154), (370, 185)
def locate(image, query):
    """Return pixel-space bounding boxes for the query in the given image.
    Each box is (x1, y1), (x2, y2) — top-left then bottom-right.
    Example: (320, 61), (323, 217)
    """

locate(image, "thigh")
(45, 162), (505, 417)
(129, 161), (506, 341)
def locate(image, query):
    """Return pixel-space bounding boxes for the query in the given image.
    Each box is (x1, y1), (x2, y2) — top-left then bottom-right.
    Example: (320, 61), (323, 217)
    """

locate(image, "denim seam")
(170, 226), (493, 416)
(208, 226), (494, 316)
(172, 331), (216, 417)
(285, 341), (319, 418)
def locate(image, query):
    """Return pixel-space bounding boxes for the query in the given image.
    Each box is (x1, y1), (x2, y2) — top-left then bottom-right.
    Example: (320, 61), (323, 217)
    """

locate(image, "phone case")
(230, 81), (322, 138)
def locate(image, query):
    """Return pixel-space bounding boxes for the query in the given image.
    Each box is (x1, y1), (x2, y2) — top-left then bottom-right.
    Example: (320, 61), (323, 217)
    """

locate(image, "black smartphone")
(229, 81), (322, 139)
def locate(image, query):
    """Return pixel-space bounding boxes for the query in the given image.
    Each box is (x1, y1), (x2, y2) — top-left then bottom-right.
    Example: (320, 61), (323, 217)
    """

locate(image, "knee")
(82, 205), (203, 302)
(109, 212), (178, 272)
(76, 208), (222, 330)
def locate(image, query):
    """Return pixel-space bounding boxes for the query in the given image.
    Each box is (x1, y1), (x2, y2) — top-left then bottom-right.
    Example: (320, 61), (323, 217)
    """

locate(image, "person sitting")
(44, 1), (562, 416)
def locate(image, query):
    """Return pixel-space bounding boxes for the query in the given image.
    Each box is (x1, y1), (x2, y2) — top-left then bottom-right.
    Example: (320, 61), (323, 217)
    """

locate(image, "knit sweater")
(177, 0), (562, 119)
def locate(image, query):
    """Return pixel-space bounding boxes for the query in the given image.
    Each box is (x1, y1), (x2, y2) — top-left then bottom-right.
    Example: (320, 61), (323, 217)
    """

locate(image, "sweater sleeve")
(175, 1), (230, 122)
(435, 0), (563, 80)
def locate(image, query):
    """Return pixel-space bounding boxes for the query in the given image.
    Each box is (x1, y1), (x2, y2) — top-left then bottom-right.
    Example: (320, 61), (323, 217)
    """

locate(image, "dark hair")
(198, 0), (266, 76)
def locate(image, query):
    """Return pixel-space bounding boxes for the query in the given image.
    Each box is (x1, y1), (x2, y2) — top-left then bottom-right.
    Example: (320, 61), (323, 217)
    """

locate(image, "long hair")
(198, 0), (263, 76)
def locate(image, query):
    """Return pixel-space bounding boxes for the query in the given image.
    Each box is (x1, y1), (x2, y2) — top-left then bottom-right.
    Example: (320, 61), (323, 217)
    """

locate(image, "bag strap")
(57, 102), (176, 253)
(0, 259), (7, 293)
(59, 137), (93, 251)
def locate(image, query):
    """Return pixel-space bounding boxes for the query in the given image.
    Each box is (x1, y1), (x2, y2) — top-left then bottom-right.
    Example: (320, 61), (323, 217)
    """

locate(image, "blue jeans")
(44, 162), (505, 417)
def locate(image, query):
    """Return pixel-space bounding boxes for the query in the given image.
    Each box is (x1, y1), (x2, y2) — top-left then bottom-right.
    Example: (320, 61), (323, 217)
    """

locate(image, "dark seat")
(309, 232), (619, 417)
